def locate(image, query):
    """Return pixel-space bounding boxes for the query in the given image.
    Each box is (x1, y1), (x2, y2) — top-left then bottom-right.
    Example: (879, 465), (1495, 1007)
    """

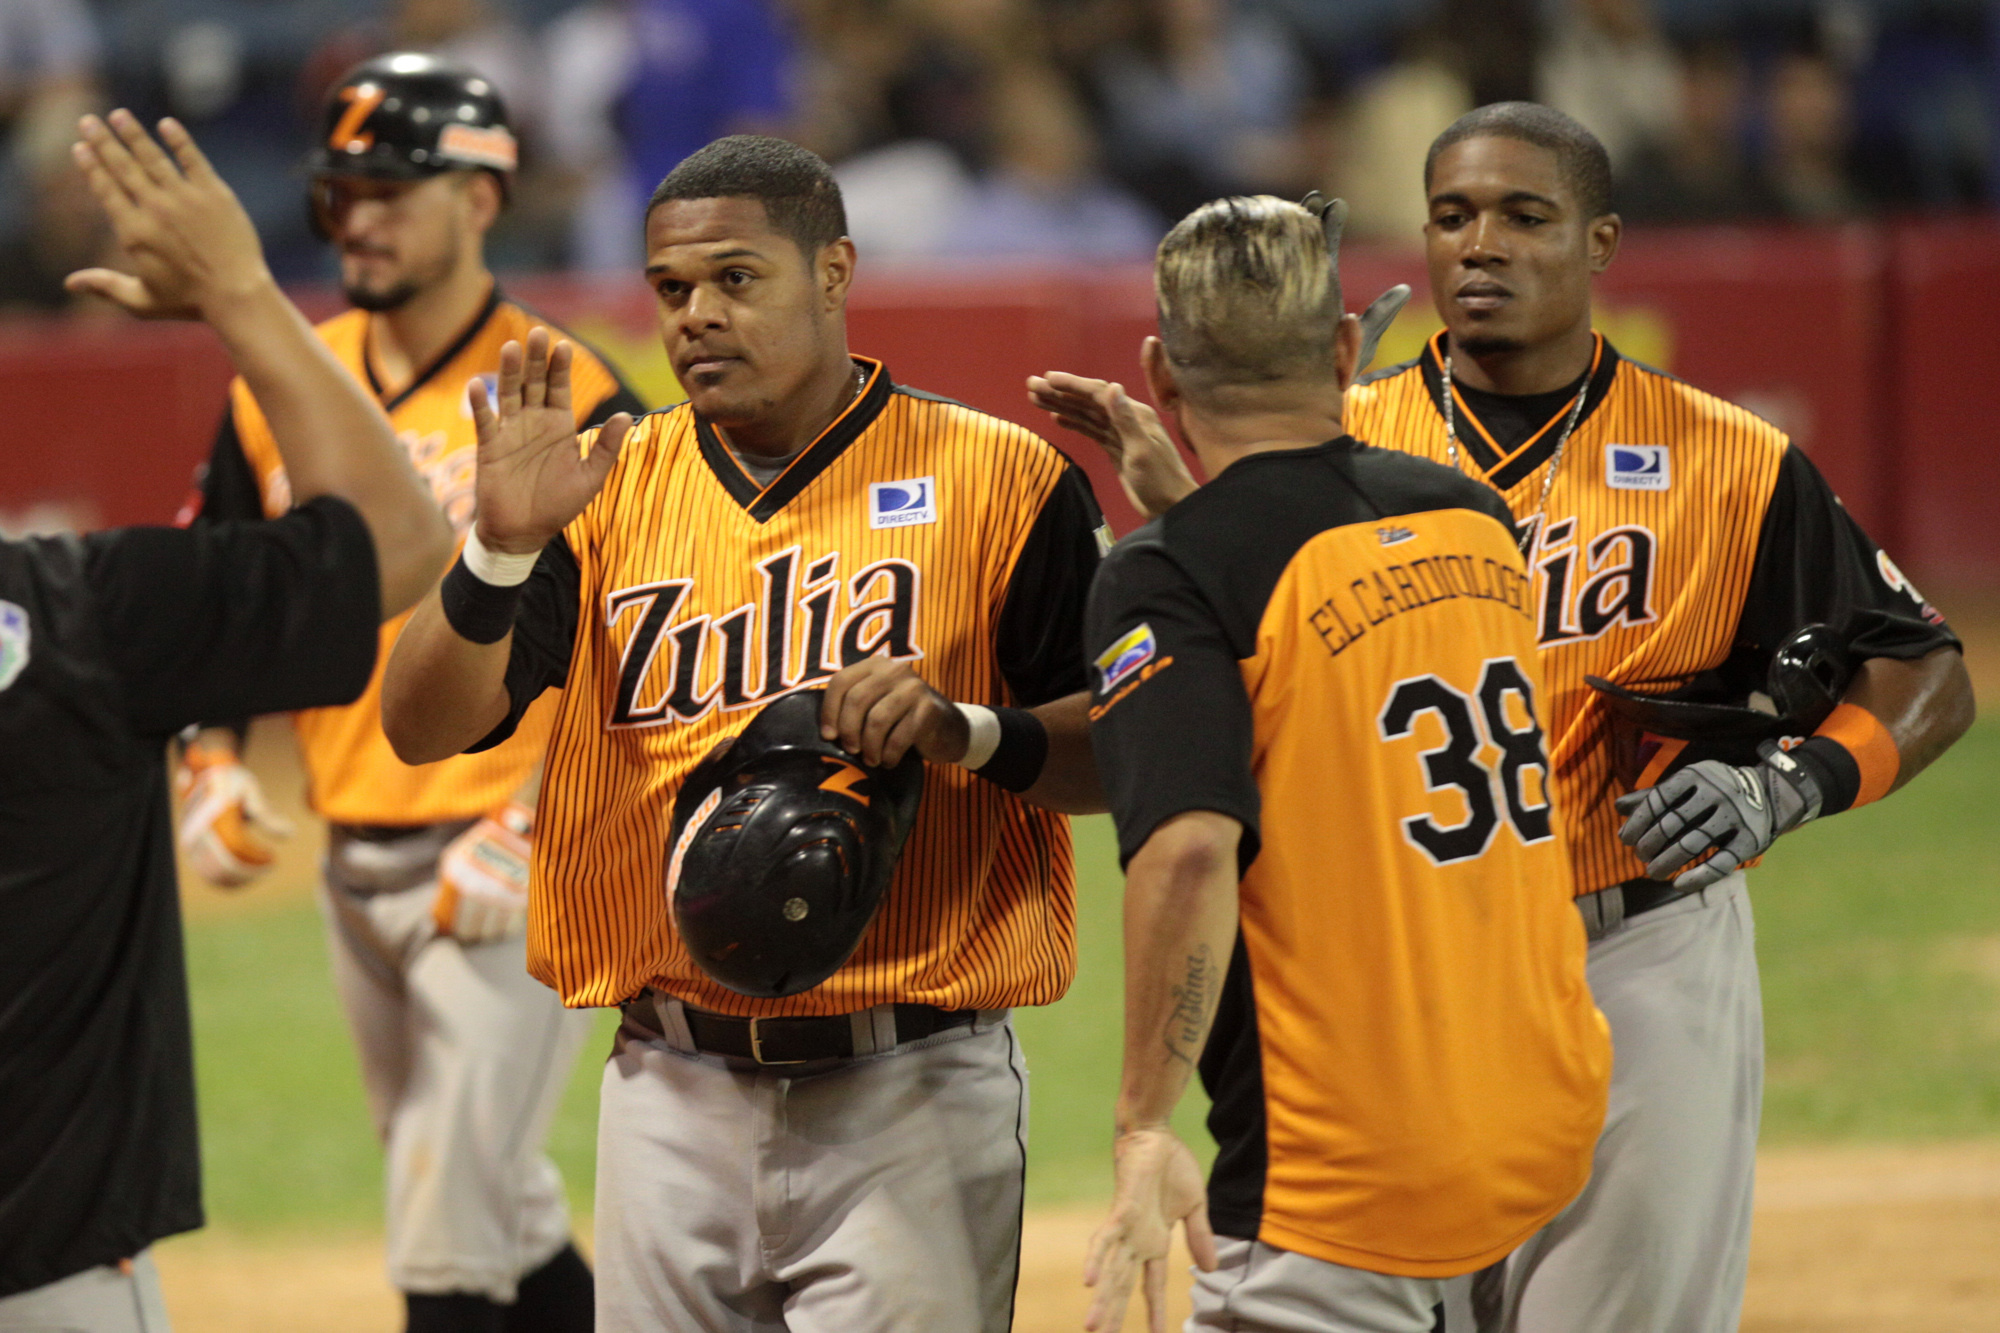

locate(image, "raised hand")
(1083, 1126), (1217, 1333)
(65, 111), (271, 320)
(468, 328), (634, 554)
(1027, 373), (1198, 521)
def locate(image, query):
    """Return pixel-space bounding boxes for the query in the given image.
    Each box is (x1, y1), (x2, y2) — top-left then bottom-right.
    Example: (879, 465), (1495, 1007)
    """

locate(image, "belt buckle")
(746, 1016), (808, 1066)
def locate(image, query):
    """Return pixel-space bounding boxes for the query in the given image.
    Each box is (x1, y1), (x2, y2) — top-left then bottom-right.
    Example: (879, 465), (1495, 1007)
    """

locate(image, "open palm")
(470, 328), (633, 554)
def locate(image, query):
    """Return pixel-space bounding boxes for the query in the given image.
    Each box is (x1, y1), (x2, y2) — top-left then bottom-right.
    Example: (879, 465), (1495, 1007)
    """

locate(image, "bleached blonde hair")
(1154, 195), (1343, 394)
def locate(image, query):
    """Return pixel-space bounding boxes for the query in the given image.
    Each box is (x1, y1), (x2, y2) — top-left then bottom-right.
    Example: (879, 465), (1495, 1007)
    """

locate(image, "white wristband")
(955, 703), (1002, 770)
(461, 524), (541, 588)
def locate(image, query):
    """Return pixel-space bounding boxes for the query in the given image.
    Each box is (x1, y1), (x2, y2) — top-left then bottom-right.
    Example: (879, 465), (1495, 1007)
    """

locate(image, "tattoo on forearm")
(1162, 944), (1216, 1066)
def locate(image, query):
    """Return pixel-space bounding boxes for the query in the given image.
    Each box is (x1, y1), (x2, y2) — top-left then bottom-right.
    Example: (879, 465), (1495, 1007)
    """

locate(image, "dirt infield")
(149, 1141), (2000, 1332)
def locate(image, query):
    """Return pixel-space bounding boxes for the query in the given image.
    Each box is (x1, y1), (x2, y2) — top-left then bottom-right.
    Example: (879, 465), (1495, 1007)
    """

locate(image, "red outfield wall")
(2, 218), (1995, 583)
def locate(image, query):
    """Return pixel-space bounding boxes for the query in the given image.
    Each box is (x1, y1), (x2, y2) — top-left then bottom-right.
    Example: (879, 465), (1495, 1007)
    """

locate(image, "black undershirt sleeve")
(1732, 445), (1959, 673)
(994, 461), (1107, 707)
(467, 531), (583, 753)
(587, 382), (649, 428)
(1085, 535), (1260, 871)
(85, 497), (382, 736)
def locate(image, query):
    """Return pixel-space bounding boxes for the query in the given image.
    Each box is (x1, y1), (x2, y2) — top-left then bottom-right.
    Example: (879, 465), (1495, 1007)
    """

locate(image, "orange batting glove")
(175, 740), (294, 887)
(434, 802), (533, 944)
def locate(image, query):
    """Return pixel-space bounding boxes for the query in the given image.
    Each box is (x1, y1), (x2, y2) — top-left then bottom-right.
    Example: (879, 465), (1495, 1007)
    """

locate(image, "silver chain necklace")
(1441, 352), (1592, 552)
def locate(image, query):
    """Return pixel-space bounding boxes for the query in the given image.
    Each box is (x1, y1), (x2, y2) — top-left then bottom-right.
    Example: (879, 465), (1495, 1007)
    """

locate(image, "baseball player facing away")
(1078, 195), (1611, 1333)
(176, 55), (640, 1333)
(0, 113), (450, 1331)
(1041, 104), (1975, 1333)
(380, 136), (1111, 1333)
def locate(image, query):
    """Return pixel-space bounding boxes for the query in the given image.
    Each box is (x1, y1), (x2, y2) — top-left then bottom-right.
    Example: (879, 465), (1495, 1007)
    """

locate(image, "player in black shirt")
(0, 112), (450, 1325)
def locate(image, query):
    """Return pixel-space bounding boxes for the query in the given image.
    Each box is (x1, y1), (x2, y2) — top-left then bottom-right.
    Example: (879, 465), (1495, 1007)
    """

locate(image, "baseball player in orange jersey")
(380, 135), (1111, 1332)
(1041, 104), (1975, 1333)
(1078, 194), (1610, 1333)
(177, 56), (641, 1333)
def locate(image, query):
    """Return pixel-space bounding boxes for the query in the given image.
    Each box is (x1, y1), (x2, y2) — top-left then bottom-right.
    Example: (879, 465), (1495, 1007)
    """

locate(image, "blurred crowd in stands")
(4, 0), (1998, 309)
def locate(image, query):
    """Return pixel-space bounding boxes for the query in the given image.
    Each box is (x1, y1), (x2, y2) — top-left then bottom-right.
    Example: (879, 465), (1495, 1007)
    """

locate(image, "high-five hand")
(468, 328), (634, 555)
(65, 110), (272, 320)
(1083, 1126), (1217, 1333)
(1027, 373), (1197, 521)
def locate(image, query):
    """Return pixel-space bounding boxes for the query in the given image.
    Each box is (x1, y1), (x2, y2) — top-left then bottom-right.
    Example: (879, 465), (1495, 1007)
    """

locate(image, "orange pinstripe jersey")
(202, 289), (642, 825)
(480, 358), (1107, 1012)
(1086, 442), (1609, 1276)
(1345, 333), (1786, 895)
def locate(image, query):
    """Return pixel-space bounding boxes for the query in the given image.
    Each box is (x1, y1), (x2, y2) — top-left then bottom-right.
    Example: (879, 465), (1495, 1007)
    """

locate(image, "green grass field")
(184, 718), (2000, 1234)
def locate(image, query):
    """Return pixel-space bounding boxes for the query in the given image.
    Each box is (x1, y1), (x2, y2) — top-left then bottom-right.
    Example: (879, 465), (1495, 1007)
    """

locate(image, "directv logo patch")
(868, 477), (938, 528)
(1606, 444), (1671, 491)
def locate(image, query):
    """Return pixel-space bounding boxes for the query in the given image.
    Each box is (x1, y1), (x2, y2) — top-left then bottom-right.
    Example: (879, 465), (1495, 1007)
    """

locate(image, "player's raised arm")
(382, 328), (631, 764)
(66, 111), (450, 617)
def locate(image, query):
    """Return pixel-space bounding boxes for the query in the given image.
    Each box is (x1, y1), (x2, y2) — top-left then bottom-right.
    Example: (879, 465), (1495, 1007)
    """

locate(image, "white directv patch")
(868, 477), (938, 528)
(0, 600), (28, 694)
(1606, 444), (1671, 491)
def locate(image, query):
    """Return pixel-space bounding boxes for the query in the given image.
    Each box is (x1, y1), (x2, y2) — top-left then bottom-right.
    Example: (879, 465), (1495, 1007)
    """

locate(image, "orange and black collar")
(1419, 331), (1621, 491)
(696, 357), (892, 523)
(363, 282), (504, 412)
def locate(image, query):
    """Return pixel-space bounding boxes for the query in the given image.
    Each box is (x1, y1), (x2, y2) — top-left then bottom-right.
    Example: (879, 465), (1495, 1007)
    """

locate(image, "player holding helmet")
(178, 53), (642, 1333)
(382, 134), (1110, 1332)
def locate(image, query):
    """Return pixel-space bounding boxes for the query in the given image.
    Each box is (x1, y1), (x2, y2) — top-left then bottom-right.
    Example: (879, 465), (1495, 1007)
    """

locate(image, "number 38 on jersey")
(1377, 655), (1555, 867)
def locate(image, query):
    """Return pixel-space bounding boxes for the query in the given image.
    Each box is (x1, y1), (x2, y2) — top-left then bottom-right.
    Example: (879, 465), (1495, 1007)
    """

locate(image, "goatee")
(345, 280), (419, 313)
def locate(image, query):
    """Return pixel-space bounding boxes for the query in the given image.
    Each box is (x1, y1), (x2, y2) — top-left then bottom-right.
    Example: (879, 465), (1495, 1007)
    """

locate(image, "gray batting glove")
(1613, 743), (1825, 890)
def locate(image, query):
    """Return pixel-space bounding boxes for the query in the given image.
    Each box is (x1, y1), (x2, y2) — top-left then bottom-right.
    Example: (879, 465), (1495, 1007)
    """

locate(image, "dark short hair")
(646, 135), (848, 256)
(1425, 102), (1615, 219)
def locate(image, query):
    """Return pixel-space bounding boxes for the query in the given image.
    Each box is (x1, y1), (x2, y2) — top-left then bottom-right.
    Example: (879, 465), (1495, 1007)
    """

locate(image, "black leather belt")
(1576, 876), (1693, 941)
(623, 997), (977, 1065)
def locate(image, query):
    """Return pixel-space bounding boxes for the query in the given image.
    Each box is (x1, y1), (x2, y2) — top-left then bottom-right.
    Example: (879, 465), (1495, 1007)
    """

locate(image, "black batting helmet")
(305, 53), (517, 235)
(666, 691), (924, 999)
(1589, 624), (1852, 787)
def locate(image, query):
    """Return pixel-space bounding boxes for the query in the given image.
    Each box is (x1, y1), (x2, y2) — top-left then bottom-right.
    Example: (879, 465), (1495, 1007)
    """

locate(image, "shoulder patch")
(868, 476), (938, 528)
(1095, 623), (1156, 692)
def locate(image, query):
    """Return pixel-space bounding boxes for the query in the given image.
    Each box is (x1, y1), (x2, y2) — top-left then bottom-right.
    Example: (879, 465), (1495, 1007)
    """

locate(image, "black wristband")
(972, 707), (1049, 794)
(439, 554), (527, 645)
(1786, 736), (1862, 816)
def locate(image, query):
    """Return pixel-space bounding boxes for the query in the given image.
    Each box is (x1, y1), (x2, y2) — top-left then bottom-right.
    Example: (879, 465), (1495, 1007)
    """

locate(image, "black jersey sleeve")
(194, 409), (267, 525)
(84, 497), (381, 736)
(1734, 446), (1959, 669)
(1085, 532), (1260, 871)
(585, 381), (649, 428)
(994, 460), (1107, 707)
(467, 531), (583, 753)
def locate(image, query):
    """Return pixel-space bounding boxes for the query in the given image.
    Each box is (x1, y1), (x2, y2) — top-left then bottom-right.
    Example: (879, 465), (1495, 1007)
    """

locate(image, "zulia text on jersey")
(1518, 516), (1658, 646)
(604, 546), (921, 728)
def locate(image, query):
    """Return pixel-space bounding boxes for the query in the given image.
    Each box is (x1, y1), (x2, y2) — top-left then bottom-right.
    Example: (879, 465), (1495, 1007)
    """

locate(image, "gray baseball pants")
(0, 1252), (170, 1332)
(322, 824), (594, 1302)
(1492, 872), (1761, 1333)
(593, 1005), (1029, 1333)
(1189, 1238), (1471, 1332)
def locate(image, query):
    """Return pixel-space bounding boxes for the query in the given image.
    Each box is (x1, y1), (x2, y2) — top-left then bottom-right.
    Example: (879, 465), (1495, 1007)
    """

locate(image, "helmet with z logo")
(305, 52), (517, 237)
(665, 690), (925, 998)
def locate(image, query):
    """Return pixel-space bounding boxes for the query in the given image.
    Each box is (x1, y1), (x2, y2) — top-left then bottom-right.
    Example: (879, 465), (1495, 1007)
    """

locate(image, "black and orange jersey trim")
(477, 358), (1108, 1013)
(1086, 438), (1609, 1277)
